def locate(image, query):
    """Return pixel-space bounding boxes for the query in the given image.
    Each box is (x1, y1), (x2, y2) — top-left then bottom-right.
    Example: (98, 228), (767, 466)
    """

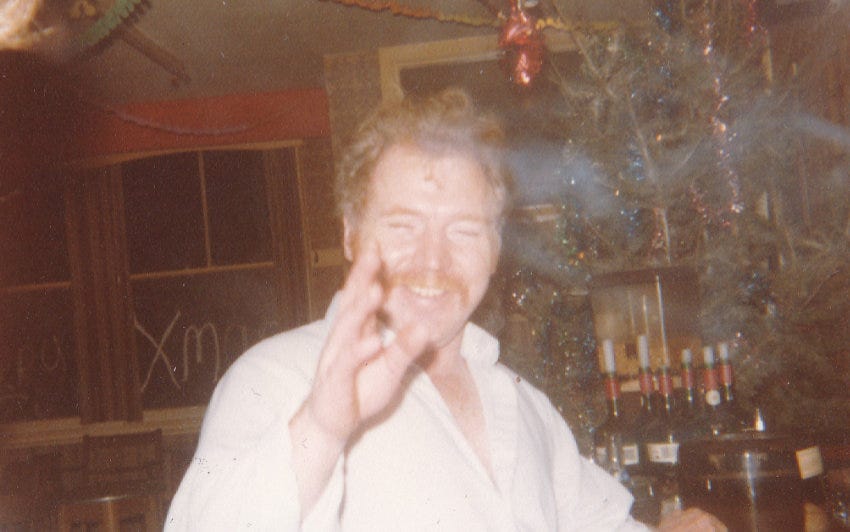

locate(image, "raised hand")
(289, 245), (430, 515)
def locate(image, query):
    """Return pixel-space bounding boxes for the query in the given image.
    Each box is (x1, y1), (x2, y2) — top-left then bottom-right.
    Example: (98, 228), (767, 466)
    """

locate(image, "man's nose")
(414, 228), (451, 270)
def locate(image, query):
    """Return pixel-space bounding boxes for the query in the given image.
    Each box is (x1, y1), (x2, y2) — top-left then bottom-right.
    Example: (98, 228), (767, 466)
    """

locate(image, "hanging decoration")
(498, 0), (545, 86)
(74, 0), (145, 50)
(327, 0), (599, 87)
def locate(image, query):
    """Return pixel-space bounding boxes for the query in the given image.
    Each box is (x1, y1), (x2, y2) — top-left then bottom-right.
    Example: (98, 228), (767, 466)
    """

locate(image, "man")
(166, 89), (724, 531)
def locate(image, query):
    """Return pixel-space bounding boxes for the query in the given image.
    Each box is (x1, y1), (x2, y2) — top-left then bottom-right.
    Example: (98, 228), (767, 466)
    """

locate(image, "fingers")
(378, 321), (431, 378)
(321, 246), (385, 372)
(338, 244), (382, 310)
(656, 508), (727, 532)
(353, 321), (430, 421)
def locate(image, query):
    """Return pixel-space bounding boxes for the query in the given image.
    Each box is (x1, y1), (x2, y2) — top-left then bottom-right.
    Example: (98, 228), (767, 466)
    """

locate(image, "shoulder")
(495, 362), (556, 414)
(233, 318), (329, 379)
(207, 318), (329, 412)
(492, 361), (580, 449)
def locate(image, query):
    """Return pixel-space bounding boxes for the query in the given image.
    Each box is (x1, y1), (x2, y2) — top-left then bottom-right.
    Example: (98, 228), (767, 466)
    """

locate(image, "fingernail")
(380, 327), (396, 348)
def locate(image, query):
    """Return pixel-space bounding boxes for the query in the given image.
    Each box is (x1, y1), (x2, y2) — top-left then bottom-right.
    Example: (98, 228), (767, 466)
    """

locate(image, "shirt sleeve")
(163, 341), (344, 531)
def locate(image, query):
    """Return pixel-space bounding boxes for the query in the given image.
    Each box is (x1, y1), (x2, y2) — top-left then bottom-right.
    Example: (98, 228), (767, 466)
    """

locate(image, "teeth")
(408, 285), (444, 298)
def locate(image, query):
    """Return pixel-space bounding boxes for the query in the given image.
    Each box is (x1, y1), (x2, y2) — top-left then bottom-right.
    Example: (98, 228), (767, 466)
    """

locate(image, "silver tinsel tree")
(498, 0), (850, 440)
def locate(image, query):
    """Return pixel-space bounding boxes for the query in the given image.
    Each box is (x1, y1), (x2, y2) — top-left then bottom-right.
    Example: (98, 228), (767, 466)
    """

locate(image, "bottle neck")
(719, 360), (735, 403)
(603, 373), (622, 418)
(639, 368), (654, 413)
(657, 368), (674, 416)
(681, 363), (696, 410)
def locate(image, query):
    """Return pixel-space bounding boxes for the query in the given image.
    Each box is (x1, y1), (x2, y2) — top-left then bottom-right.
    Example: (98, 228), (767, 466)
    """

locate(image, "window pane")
(122, 153), (206, 273)
(204, 150), (272, 265)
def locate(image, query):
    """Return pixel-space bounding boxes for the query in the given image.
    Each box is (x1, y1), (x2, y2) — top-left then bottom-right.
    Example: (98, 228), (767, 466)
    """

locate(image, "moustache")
(381, 271), (468, 300)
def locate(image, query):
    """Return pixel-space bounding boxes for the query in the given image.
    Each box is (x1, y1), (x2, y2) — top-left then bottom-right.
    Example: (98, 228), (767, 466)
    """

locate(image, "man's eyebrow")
(377, 207), (495, 224)
(377, 207), (420, 218)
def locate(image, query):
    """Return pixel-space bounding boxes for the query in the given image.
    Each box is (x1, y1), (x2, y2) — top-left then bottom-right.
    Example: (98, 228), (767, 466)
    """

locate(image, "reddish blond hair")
(335, 88), (513, 227)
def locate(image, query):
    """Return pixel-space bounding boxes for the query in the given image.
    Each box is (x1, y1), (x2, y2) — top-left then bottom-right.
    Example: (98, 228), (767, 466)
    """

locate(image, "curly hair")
(335, 88), (514, 227)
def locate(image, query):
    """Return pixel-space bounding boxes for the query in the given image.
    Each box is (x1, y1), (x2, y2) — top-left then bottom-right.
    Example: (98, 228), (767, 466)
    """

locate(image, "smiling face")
(343, 143), (502, 353)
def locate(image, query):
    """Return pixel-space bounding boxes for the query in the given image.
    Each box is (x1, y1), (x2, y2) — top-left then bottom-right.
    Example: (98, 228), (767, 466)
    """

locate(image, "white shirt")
(165, 297), (646, 531)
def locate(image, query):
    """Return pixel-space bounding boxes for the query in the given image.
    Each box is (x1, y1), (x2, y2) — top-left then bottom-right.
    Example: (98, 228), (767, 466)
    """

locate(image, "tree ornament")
(498, 0), (545, 87)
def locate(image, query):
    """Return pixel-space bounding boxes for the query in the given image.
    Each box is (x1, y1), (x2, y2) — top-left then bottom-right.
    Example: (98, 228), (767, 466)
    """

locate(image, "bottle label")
(660, 495), (683, 516)
(703, 367), (718, 391)
(622, 443), (640, 465)
(647, 442), (680, 464)
(594, 446), (608, 465)
(796, 446), (824, 479)
(659, 371), (673, 396)
(719, 362), (733, 386)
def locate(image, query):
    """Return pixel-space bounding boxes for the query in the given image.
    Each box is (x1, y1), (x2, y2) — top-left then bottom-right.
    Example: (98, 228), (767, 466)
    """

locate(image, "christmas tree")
(499, 0), (850, 440)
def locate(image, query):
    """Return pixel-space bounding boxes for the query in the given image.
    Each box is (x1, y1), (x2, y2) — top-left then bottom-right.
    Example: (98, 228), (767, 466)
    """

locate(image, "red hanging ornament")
(498, 0), (545, 87)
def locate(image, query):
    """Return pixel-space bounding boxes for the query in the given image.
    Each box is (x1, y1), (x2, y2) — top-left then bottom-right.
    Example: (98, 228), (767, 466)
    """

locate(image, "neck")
(420, 335), (465, 379)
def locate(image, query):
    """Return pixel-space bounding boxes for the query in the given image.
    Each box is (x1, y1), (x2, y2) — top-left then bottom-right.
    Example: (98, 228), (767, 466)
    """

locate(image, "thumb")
(375, 322), (431, 382)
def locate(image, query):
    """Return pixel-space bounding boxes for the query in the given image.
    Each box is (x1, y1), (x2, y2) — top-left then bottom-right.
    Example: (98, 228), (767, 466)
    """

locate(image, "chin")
(383, 302), (468, 347)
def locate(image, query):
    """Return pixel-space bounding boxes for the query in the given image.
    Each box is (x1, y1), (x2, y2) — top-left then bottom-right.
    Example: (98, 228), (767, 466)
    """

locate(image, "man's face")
(344, 143), (502, 351)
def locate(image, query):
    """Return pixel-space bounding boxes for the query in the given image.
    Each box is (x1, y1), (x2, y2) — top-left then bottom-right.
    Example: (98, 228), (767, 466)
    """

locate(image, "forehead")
(366, 143), (499, 216)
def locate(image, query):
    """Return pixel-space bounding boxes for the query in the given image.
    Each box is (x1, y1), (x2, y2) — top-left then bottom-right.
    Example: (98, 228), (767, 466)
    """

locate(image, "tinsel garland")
(324, 0), (498, 27)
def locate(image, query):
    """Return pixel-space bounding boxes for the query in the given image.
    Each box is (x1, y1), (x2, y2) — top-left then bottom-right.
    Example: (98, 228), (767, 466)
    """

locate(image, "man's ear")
(343, 216), (356, 262)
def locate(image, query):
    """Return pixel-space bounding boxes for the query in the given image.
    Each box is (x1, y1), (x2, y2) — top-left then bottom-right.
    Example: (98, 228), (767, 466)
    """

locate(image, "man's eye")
(451, 226), (483, 238)
(385, 220), (417, 232)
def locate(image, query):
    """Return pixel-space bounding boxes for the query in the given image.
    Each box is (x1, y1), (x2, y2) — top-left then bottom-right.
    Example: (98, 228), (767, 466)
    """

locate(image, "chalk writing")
(135, 310), (277, 398)
(136, 311), (181, 393)
(0, 335), (69, 419)
(182, 322), (221, 384)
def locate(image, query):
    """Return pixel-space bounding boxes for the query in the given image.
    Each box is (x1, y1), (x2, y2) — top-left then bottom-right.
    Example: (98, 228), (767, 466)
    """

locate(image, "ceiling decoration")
(324, 0), (499, 27)
(72, 0), (143, 49)
(69, 0), (189, 84)
(498, 0), (545, 86)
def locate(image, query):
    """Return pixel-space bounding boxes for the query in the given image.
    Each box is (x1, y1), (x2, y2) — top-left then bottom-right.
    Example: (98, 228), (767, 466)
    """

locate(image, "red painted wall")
(77, 88), (330, 159)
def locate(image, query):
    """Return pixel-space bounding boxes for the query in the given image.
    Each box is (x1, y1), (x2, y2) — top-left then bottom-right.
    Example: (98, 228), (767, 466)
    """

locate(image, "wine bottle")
(701, 345), (723, 436)
(676, 347), (704, 440)
(679, 348), (697, 414)
(630, 335), (660, 524)
(717, 342), (735, 403)
(700, 345), (747, 436)
(645, 365), (678, 464)
(643, 364), (683, 516)
(716, 342), (748, 430)
(593, 339), (640, 472)
(636, 335), (656, 423)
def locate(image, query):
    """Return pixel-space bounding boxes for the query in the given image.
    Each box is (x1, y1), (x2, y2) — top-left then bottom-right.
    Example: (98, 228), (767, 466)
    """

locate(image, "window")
(123, 148), (306, 410)
(0, 180), (79, 423)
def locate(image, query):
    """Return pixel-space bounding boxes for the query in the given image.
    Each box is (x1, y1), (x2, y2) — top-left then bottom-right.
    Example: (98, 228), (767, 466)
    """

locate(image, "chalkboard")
(132, 268), (283, 410)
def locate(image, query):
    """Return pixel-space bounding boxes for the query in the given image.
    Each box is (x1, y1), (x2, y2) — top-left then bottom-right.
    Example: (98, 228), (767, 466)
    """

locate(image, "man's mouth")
(407, 284), (446, 298)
